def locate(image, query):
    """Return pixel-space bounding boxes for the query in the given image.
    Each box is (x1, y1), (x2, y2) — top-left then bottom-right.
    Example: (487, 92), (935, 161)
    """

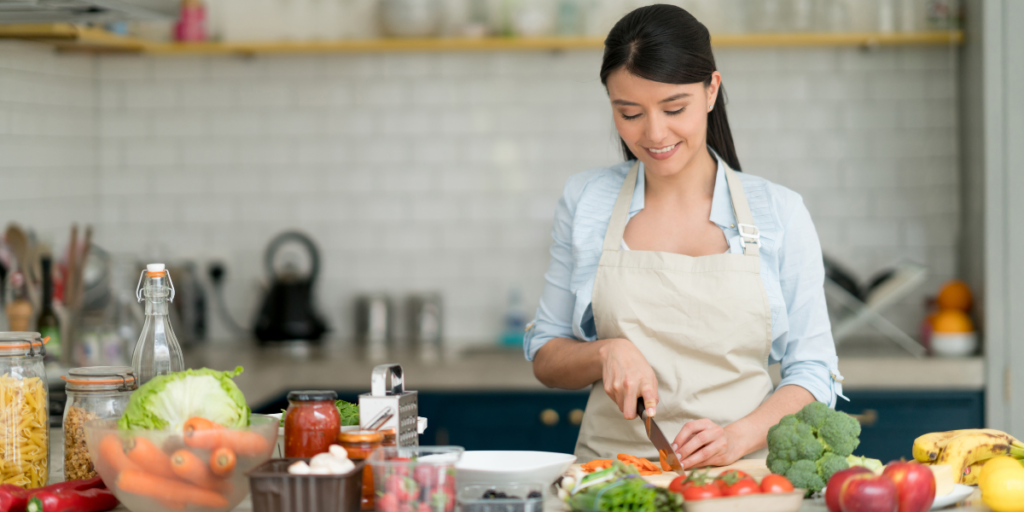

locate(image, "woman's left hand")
(671, 419), (745, 470)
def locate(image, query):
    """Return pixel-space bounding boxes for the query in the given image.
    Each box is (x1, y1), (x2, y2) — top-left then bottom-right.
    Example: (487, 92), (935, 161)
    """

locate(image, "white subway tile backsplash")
(0, 41), (962, 344)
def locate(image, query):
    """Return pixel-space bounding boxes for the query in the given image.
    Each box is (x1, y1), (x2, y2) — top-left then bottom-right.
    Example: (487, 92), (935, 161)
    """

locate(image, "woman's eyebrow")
(611, 93), (692, 106)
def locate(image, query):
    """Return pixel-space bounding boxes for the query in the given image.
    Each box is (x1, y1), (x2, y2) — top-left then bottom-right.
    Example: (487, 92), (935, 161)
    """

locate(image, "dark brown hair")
(600, 4), (741, 171)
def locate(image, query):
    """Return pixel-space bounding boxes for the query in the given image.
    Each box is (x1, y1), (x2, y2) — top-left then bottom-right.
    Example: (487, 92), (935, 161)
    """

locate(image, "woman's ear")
(707, 71), (722, 111)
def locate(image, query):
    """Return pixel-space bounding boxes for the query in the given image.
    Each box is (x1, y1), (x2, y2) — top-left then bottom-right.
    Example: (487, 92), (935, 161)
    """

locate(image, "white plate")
(931, 484), (974, 510)
(455, 451), (577, 486)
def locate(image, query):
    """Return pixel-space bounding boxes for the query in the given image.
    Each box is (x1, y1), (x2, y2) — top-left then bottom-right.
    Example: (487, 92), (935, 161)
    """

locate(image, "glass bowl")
(367, 446), (464, 512)
(84, 414), (278, 512)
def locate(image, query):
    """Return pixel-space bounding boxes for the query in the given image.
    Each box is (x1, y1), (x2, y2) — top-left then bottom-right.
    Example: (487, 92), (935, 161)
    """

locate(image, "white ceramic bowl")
(931, 331), (978, 357)
(455, 451), (576, 486)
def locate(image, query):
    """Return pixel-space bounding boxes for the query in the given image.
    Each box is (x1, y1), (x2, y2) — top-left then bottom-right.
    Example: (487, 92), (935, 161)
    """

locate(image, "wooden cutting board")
(641, 459), (771, 488)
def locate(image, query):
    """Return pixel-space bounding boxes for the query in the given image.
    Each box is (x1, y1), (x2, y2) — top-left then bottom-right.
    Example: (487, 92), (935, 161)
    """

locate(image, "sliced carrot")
(117, 469), (229, 509)
(637, 457), (659, 472)
(659, 452), (671, 472)
(170, 450), (233, 494)
(100, 435), (141, 473)
(209, 447), (236, 478)
(126, 437), (177, 480)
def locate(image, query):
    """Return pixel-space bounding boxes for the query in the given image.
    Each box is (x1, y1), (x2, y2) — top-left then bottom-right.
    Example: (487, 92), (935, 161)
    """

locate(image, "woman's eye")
(620, 112), (641, 121)
(666, 107), (685, 115)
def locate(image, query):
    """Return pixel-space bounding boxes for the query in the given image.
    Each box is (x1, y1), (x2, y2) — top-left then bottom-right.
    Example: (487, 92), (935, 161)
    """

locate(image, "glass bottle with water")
(131, 264), (184, 385)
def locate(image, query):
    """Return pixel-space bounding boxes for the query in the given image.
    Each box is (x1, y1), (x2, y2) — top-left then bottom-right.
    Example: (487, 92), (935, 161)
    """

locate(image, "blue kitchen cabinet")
(837, 390), (984, 464)
(255, 389), (983, 461)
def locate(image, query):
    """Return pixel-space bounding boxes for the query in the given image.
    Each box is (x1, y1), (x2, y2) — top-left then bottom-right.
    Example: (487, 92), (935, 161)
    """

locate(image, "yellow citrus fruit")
(932, 309), (974, 333)
(980, 457), (1024, 488)
(981, 466), (1024, 512)
(937, 279), (973, 311)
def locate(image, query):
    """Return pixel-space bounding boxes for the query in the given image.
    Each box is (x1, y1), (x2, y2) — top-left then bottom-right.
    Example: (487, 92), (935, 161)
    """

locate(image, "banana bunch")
(913, 429), (1024, 484)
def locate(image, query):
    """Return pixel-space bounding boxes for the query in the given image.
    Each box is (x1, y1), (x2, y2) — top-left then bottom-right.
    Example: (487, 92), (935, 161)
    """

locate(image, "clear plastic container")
(62, 366), (137, 481)
(131, 264), (184, 386)
(459, 483), (546, 512)
(0, 332), (48, 488)
(368, 446), (464, 512)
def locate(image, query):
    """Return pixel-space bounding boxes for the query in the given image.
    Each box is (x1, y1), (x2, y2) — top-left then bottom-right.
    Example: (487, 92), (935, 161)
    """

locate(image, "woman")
(525, 4), (843, 469)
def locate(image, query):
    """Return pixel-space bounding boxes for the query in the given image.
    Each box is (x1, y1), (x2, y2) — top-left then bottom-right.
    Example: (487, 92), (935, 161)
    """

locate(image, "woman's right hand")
(599, 338), (659, 420)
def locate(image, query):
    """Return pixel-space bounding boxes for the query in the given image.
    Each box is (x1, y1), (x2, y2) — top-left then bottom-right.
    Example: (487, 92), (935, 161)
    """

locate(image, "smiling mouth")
(648, 143), (678, 154)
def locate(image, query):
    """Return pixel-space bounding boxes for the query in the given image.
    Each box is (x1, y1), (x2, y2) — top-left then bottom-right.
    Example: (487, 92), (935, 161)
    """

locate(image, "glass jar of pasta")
(62, 366), (137, 481)
(0, 332), (49, 488)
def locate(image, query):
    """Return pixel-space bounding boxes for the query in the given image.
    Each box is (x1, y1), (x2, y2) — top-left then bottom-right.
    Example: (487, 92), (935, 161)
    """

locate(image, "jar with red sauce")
(284, 390), (340, 458)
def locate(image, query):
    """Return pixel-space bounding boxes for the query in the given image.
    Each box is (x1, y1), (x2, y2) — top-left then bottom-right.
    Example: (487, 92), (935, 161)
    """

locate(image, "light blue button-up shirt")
(525, 157), (844, 407)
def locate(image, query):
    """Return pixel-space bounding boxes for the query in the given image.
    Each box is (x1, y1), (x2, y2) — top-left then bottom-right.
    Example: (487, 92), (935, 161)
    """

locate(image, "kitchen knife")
(637, 397), (684, 472)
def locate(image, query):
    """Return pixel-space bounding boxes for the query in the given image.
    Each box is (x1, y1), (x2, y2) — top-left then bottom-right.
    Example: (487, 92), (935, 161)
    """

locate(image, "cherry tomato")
(668, 475), (689, 495)
(681, 484), (722, 501)
(760, 474), (795, 494)
(722, 478), (761, 496)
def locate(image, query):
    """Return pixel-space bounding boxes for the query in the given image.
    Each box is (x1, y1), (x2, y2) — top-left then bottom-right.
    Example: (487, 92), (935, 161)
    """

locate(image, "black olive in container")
(249, 458), (365, 512)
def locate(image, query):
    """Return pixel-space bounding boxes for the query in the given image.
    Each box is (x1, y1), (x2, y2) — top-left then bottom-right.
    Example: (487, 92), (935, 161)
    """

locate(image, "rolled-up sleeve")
(524, 179), (581, 361)
(774, 192), (844, 407)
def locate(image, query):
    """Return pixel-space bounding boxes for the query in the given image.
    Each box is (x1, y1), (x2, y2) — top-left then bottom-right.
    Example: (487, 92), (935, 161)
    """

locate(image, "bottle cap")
(147, 263), (166, 272)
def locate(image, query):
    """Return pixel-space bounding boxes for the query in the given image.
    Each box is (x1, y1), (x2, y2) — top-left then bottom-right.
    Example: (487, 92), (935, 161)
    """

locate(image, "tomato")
(760, 474), (795, 494)
(714, 470), (754, 492)
(722, 478), (761, 496)
(682, 484), (722, 501)
(668, 475), (689, 494)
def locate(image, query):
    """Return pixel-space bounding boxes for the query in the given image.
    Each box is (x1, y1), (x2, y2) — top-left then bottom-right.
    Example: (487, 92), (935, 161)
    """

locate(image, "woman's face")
(606, 68), (721, 178)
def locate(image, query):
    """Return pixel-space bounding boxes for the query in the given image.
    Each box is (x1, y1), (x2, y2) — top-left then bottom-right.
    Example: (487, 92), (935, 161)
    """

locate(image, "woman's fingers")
(640, 385), (658, 418)
(671, 418), (708, 451)
(621, 383), (639, 419)
(680, 436), (727, 469)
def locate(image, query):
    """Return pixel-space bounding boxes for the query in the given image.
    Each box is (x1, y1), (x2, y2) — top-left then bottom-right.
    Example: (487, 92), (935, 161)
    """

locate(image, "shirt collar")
(630, 150), (737, 230)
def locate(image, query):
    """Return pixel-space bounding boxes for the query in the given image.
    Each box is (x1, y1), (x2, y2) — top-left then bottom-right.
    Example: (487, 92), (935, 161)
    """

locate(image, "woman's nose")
(644, 115), (669, 144)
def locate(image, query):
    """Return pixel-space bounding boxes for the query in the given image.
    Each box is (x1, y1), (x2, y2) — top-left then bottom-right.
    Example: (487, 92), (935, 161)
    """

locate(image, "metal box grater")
(358, 364), (419, 447)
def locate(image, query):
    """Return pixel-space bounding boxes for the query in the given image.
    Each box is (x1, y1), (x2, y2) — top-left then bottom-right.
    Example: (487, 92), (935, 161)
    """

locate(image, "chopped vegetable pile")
(766, 401), (862, 495)
(560, 462), (683, 512)
(581, 453), (667, 475)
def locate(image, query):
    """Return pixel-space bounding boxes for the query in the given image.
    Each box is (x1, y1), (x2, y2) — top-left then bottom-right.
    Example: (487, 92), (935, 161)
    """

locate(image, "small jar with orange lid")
(338, 430), (384, 510)
(62, 366), (138, 481)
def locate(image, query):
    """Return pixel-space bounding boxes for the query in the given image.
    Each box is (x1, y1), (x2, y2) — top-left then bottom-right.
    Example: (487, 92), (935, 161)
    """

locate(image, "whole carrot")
(170, 450), (233, 494)
(209, 448), (236, 478)
(99, 435), (141, 474)
(217, 430), (271, 456)
(126, 437), (176, 480)
(182, 417), (222, 436)
(117, 470), (229, 509)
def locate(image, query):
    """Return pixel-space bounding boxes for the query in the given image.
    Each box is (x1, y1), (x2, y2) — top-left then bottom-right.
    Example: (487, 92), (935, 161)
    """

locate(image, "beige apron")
(575, 161), (774, 462)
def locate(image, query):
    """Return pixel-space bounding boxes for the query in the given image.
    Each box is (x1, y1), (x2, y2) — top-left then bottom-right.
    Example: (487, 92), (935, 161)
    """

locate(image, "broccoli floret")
(796, 401), (832, 430)
(767, 453), (792, 475)
(784, 460), (826, 495)
(816, 452), (850, 482)
(818, 412), (861, 457)
(767, 415), (824, 462)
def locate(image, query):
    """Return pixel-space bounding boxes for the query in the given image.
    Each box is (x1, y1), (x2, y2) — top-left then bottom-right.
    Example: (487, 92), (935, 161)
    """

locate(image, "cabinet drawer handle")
(569, 409), (584, 426)
(540, 409), (560, 426)
(850, 409), (878, 427)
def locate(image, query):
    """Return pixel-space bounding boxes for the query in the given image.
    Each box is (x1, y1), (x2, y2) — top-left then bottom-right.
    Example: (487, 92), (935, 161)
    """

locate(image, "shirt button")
(730, 224), (735, 228)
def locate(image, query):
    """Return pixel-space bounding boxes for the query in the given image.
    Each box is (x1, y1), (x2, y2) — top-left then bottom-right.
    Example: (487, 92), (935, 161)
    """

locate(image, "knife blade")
(637, 397), (684, 472)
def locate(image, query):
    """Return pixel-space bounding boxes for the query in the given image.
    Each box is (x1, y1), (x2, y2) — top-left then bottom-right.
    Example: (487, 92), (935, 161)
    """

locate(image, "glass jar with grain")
(0, 332), (49, 488)
(62, 366), (137, 481)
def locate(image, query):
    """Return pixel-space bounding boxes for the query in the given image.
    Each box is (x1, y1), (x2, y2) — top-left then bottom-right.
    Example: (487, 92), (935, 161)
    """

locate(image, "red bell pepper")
(0, 477), (116, 512)
(26, 487), (118, 512)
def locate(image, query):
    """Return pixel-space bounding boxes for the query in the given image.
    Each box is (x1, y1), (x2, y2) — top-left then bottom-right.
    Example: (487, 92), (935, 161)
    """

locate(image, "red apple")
(826, 467), (873, 512)
(839, 473), (898, 512)
(882, 461), (937, 512)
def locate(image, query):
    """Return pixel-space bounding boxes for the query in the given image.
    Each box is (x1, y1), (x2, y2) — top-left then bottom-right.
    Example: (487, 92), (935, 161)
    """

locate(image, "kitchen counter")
(182, 343), (985, 409)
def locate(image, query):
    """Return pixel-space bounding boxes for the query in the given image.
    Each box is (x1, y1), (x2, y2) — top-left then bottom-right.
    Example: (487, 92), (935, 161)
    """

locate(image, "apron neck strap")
(602, 161), (641, 251)
(723, 167), (760, 257)
(601, 160), (761, 257)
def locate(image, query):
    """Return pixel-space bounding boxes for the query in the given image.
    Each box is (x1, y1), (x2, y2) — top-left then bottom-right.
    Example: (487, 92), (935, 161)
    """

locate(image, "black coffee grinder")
(254, 231), (328, 344)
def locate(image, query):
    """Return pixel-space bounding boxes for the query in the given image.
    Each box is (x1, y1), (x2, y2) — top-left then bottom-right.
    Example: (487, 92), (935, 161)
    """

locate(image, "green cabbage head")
(118, 367), (250, 431)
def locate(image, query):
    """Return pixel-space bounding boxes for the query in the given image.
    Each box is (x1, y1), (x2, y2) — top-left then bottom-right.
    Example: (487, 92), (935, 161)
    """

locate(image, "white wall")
(0, 41), (960, 350)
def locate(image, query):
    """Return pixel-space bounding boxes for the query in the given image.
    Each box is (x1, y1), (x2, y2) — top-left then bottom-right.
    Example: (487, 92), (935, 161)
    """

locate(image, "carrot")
(209, 447), (236, 478)
(171, 450), (233, 494)
(100, 435), (141, 473)
(117, 469), (229, 509)
(581, 459), (612, 473)
(659, 452), (671, 472)
(186, 428), (270, 457)
(637, 457), (659, 472)
(183, 417), (223, 435)
(126, 437), (177, 480)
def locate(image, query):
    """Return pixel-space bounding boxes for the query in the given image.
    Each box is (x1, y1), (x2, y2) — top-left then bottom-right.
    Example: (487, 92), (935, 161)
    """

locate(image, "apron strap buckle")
(738, 223), (760, 249)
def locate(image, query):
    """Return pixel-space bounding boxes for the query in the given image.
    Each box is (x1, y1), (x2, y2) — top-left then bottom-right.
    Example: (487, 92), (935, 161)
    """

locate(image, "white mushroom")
(288, 461), (311, 475)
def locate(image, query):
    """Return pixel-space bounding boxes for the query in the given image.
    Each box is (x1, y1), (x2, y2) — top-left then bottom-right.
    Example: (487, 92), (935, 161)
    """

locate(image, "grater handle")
(371, 364), (405, 396)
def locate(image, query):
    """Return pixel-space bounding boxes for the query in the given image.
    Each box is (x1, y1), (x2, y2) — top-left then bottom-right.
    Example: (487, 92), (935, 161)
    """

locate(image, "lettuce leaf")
(118, 367), (250, 431)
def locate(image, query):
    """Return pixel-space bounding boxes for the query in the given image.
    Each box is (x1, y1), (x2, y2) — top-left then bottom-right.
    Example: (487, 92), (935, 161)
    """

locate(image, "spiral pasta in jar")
(0, 333), (49, 488)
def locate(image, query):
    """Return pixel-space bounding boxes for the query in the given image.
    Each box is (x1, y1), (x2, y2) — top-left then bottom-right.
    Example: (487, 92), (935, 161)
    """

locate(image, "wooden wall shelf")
(0, 24), (964, 56)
